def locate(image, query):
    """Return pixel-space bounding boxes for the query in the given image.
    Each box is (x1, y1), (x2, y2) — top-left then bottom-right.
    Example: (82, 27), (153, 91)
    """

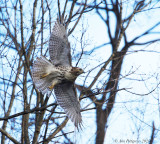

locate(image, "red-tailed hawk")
(32, 18), (83, 128)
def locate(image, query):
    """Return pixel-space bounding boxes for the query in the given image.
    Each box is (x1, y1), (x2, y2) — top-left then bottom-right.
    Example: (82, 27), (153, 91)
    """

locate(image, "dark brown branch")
(62, 0), (68, 19)
(0, 129), (20, 144)
(68, 0), (87, 35)
(32, 96), (49, 143)
(43, 105), (57, 142)
(125, 83), (160, 96)
(44, 117), (69, 144)
(58, 0), (61, 22)
(0, 102), (57, 121)
(41, 0), (44, 54)
(149, 122), (155, 144)
(88, 53), (115, 90)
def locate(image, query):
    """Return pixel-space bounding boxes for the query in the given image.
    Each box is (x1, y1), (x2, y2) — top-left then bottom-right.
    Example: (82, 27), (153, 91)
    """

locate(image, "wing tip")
(67, 110), (83, 130)
(75, 117), (83, 131)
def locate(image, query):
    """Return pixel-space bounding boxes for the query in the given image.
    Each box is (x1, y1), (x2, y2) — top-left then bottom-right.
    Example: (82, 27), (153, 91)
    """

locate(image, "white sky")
(71, 1), (160, 144)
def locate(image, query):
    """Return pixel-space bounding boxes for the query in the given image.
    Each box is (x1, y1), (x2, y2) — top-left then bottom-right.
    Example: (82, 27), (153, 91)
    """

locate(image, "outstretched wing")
(49, 19), (71, 66)
(54, 82), (82, 128)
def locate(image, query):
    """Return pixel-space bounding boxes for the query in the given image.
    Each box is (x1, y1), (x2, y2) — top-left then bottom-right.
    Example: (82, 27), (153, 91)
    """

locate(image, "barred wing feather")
(54, 82), (82, 128)
(49, 19), (71, 66)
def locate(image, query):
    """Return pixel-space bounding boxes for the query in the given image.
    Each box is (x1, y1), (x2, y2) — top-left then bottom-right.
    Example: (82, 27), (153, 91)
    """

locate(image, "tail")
(32, 56), (54, 95)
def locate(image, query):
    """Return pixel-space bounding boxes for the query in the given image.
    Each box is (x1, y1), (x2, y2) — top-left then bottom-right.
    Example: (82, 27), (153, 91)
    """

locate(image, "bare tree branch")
(0, 129), (20, 144)
(149, 122), (156, 144)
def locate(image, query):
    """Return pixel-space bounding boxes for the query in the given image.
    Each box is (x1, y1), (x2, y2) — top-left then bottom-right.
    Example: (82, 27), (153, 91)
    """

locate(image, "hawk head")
(71, 67), (84, 77)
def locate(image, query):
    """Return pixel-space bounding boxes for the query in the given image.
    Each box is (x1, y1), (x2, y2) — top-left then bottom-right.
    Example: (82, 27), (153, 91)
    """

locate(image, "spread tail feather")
(32, 56), (55, 95)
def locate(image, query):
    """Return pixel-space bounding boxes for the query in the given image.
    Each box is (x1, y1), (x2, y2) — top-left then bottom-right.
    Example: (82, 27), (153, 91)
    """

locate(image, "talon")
(40, 73), (49, 79)
(48, 84), (55, 90)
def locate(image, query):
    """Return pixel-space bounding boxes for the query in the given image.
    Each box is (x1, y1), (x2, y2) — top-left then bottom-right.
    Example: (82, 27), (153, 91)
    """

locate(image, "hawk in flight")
(32, 18), (83, 128)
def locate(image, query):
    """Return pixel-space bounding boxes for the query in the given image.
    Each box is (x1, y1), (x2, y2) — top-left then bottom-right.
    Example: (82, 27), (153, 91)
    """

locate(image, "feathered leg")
(40, 73), (50, 79)
(48, 79), (59, 90)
